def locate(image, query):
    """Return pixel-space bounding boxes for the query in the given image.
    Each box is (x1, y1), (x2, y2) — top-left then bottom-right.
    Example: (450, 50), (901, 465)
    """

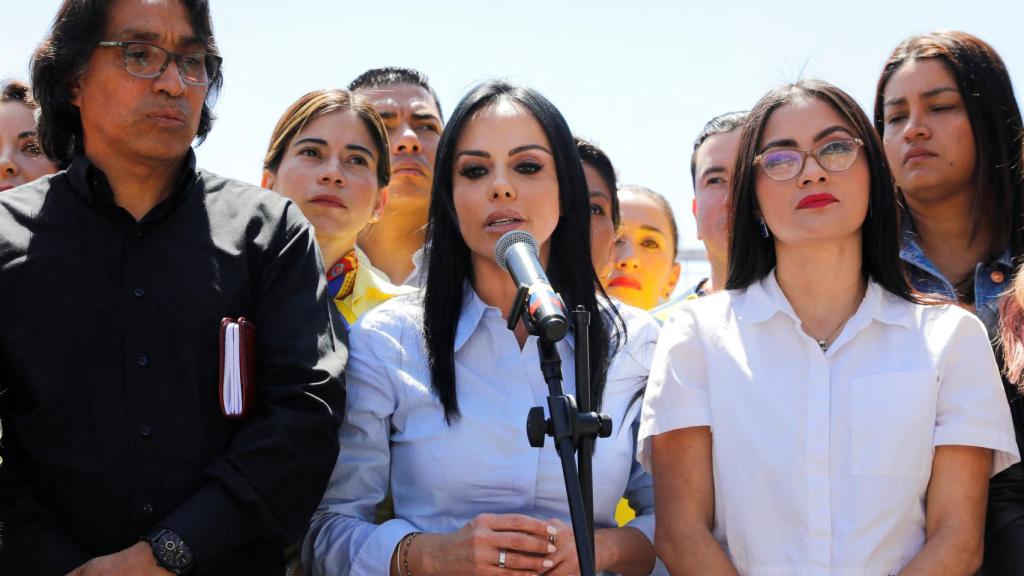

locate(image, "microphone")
(495, 231), (569, 343)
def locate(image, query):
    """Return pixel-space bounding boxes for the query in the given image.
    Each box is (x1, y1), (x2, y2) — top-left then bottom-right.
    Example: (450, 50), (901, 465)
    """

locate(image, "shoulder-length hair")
(263, 89), (391, 187)
(874, 30), (1024, 262)
(30, 0), (223, 166)
(725, 79), (916, 303)
(423, 80), (623, 423)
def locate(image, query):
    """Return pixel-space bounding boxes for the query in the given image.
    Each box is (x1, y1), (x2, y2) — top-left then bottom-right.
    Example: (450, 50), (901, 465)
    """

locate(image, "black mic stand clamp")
(509, 291), (613, 576)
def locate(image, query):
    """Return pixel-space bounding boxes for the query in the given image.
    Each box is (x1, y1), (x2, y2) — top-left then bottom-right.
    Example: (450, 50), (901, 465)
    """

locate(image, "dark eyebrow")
(291, 137), (327, 148)
(456, 150), (489, 159)
(346, 143), (375, 159)
(17, 130), (36, 140)
(509, 144), (552, 156)
(411, 112), (441, 123)
(112, 28), (204, 49)
(589, 190), (610, 200)
(699, 166), (726, 179)
(759, 138), (797, 152)
(883, 86), (959, 108)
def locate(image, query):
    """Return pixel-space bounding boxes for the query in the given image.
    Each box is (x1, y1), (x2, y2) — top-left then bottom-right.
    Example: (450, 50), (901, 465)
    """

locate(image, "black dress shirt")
(0, 151), (346, 575)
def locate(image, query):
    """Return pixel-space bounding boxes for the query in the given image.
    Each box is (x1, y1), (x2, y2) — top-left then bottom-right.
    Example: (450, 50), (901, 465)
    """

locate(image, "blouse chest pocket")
(850, 369), (939, 478)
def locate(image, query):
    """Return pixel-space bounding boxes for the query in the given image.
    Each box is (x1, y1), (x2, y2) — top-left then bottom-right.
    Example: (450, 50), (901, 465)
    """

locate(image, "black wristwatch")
(144, 528), (195, 575)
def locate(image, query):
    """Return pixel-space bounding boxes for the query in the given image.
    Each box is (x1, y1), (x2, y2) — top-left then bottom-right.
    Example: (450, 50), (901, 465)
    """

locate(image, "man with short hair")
(349, 67), (443, 285)
(0, 1), (345, 574)
(652, 111), (746, 322)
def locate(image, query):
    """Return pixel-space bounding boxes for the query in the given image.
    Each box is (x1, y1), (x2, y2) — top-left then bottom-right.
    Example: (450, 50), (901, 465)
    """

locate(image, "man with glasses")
(0, 1), (345, 575)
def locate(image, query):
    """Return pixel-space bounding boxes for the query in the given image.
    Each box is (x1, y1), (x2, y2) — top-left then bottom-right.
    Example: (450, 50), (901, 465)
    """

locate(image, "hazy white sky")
(4, 0), (1023, 264)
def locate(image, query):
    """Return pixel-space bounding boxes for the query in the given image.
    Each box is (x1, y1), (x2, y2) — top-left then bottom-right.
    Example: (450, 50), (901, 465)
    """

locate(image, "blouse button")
(991, 271), (1006, 284)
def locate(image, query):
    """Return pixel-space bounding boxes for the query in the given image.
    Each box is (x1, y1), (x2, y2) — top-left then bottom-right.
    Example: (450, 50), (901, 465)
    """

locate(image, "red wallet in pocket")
(219, 317), (255, 419)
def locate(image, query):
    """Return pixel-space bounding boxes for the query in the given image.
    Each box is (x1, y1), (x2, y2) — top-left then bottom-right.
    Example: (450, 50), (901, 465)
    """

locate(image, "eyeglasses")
(96, 41), (222, 86)
(753, 138), (864, 181)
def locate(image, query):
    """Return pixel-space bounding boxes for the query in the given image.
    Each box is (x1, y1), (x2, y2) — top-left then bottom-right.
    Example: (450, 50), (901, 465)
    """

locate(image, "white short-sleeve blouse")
(639, 271), (1019, 576)
(307, 285), (661, 576)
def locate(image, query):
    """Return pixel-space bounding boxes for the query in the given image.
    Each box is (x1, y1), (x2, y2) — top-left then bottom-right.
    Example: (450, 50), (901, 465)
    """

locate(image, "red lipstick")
(797, 193), (839, 210)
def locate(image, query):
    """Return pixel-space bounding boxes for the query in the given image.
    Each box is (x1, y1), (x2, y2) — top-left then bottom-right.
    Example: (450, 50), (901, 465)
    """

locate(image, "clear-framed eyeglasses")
(96, 40), (222, 86)
(754, 138), (865, 181)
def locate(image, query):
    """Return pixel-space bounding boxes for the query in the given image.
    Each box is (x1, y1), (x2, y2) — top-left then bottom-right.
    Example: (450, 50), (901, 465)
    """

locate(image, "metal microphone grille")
(495, 230), (538, 271)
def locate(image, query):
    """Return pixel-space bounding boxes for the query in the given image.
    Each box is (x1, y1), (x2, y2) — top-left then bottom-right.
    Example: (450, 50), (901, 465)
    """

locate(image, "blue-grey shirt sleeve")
(303, 321), (413, 576)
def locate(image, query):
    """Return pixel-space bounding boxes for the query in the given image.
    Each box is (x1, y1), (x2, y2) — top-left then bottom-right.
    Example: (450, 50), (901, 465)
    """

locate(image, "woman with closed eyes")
(641, 80), (1018, 575)
(305, 80), (661, 576)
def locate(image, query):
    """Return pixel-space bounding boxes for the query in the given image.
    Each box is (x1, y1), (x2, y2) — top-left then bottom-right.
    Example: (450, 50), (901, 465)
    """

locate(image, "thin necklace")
(817, 316), (851, 353)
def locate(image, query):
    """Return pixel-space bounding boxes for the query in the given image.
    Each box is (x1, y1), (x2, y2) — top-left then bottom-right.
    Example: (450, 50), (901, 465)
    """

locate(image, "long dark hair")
(726, 80), (916, 303)
(874, 30), (1024, 262)
(423, 80), (623, 423)
(30, 0), (222, 165)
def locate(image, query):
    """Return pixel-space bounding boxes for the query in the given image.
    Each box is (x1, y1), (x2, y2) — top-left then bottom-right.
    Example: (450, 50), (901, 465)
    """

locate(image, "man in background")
(350, 67), (443, 285)
(652, 111), (746, 322)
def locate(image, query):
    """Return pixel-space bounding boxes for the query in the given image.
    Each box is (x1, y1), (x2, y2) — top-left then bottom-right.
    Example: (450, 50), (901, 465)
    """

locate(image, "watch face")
(157, 532), (194, 570)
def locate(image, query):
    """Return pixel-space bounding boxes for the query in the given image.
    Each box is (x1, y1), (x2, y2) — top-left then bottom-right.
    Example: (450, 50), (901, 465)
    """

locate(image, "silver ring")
(498, 550), (507, 568)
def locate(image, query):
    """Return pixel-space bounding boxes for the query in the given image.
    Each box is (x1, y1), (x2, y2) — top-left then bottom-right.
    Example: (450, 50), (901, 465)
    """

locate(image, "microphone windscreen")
(495, 230), (538, 271)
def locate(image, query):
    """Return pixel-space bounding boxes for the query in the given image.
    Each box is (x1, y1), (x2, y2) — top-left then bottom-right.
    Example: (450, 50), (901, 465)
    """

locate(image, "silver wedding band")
(498, 550), (507, 568)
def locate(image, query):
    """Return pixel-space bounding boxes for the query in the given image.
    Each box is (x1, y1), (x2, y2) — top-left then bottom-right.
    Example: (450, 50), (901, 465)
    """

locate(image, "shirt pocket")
(850, 369), (939, 477)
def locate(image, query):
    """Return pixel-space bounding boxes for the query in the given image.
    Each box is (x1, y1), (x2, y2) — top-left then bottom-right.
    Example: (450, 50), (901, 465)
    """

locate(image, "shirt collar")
(67, 149), (198, 212)
(453, 282), (577, 352)
(454, 283), (490, 352)
(737, 268), (915, 331)
(351, 247), (415, 305)
(901, 219), (1014, 273)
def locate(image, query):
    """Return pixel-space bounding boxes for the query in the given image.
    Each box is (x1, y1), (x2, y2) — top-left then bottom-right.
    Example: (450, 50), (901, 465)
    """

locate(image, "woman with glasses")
(262, 89), (412, 329)
(639, 80), (1018, 575)
(305, 80), (661, 576)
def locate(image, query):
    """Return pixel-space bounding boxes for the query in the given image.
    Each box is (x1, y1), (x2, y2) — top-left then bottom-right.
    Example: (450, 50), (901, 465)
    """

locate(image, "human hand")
(418, 513), (559, 575)
(539, 518), (579, 576)
(65, 542), (173, 576)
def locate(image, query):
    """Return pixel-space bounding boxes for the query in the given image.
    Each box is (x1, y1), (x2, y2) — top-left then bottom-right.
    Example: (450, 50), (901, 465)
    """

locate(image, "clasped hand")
(421, 513), (579, 575)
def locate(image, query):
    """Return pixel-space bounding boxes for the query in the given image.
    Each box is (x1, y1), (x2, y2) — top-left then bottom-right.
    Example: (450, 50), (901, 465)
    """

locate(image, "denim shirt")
(900, 227), (1014, 341)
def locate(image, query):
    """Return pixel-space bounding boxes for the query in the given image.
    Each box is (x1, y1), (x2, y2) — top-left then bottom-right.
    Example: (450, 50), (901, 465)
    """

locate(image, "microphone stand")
(509, 288), (612, 576)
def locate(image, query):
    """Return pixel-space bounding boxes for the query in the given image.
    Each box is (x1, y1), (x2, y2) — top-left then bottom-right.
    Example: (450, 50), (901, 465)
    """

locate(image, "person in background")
(876, 31), (1023, 338)
(641, 79), (1018, 575)
(263, 89), (413, 329)
(650, 111), (746, 322)
(305, 80), (660, 576)
(875, 31), (1024, 575)
(605, 185), (680, 311)
(0, 80), (58, 191)
(0, 1), (345, 574)
(576, 136), (620, 279)
(350, 67), (443, 286)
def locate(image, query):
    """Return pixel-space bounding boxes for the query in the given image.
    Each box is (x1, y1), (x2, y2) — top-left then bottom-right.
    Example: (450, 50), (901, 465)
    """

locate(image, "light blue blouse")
(305, 285), (660, 575)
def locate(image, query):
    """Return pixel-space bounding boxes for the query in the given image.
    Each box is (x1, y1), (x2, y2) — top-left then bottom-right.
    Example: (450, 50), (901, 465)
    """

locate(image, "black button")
(133, 287), (145, 298)
(142, 503), (154, 514)
(139, 426), (151, 437)
(134, 228), (143, 238)
(136, 355), (149, 367)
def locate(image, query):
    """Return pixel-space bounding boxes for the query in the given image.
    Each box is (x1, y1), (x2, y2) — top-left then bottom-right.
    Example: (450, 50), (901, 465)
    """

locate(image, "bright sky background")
(5, 0), (1023, 286)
